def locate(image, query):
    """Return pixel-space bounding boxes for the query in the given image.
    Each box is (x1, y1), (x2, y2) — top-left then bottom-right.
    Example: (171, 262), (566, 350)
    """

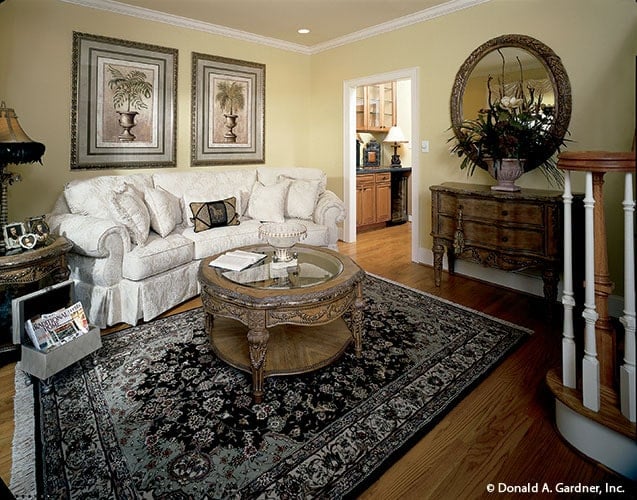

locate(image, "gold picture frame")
(191, 53), (265, 165)
(71, 32), (178, 169)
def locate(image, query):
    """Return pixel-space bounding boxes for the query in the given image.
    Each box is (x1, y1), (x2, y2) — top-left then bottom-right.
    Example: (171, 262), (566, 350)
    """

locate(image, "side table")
(0, 237), (73, 360)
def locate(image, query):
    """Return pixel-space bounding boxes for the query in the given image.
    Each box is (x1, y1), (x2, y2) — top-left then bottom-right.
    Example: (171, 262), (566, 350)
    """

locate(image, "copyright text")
(485, 482), (626, 495)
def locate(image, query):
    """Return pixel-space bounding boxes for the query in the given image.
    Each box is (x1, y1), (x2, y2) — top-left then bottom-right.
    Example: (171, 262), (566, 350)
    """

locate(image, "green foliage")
(215, 81), (246, 115)
(107, 66), (153, 112)
(449, 50), (567, 187)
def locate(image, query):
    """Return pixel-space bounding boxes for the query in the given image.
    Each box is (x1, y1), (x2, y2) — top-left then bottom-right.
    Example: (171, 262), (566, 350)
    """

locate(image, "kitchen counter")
(356, 166), (411, 174)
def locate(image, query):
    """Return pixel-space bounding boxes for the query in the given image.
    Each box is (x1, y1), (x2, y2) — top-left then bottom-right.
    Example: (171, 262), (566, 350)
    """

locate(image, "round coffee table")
(198, 244), (365, 402)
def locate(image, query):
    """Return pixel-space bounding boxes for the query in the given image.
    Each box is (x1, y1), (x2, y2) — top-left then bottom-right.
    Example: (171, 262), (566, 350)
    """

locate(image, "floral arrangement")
(449, 51), (567, 187)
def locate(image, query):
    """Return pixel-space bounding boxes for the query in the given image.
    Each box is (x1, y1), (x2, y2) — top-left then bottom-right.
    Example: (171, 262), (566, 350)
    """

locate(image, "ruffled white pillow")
(279, 176), (321, 220)
(246, 181), (290, 223)
(143, 186), (182, 237)
(109, 183), (150, 246)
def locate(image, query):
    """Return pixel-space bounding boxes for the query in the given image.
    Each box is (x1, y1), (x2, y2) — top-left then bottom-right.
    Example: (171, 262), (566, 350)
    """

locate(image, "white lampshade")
(383, 126), (407, 143)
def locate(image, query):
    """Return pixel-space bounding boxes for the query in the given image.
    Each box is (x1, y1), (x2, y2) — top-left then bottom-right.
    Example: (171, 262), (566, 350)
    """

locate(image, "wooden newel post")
(558, 152), (635, 399)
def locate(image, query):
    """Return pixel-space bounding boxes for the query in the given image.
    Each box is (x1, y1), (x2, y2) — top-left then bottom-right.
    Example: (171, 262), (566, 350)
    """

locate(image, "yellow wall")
(308, 0), (636, 292)
(1, 0), (636, 290)
(0, 0), (311, 215)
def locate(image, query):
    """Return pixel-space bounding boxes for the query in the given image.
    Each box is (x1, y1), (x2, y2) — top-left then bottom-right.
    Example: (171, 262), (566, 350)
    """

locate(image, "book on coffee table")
(208, 250), (266, 271)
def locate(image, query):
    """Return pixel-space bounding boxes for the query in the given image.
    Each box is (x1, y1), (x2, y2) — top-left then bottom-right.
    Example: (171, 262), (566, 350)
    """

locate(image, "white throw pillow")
(246, 181), (290, 223)
(279, 176), (321, 220)
(143, 186), (182, 237)
(109, 183), (151, 246)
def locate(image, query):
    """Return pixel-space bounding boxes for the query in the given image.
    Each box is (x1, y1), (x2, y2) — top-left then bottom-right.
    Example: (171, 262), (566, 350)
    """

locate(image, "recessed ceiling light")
(297, 28), (310, 34)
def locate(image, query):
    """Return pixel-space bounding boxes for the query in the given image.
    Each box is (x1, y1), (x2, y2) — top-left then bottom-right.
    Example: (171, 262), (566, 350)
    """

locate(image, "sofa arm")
(49, 213), (131, 288)
(49, 213), (131, 257)
(314, 190), (346, 226)
(313, 190), (346, 248)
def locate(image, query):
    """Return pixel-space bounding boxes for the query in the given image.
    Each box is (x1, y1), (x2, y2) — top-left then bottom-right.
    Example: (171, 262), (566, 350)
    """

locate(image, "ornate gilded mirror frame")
(450, 34), (572, 172)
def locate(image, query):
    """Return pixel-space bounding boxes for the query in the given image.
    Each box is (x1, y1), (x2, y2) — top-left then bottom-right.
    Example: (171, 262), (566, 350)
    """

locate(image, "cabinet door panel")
(375, 183), (392, 222)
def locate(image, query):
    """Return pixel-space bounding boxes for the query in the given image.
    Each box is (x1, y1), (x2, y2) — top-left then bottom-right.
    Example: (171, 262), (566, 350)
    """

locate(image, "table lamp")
(384, 126), (407, 167)
(0, 101), (45, 252)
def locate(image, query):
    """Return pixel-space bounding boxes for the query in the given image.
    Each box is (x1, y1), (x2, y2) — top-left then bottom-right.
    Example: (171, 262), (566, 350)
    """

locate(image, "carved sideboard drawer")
(439, 196), (545, 226)
(438, 217), (546, 254)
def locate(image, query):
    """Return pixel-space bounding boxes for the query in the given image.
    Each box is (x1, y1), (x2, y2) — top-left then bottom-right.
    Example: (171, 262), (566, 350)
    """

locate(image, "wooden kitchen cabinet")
(430, 182), (581, 306)
(356, 174), (375, 226)
(357, 172), (392, 229)
(374, 172), (391, 222)
(356, 83), (396, 132)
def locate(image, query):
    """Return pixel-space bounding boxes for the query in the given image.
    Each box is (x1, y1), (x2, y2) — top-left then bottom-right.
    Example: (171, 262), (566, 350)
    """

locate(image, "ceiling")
(71, 0), (486, 53)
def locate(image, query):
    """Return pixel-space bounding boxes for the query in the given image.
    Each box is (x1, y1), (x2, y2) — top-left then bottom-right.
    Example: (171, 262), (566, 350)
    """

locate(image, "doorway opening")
(342, 68), (420, 264)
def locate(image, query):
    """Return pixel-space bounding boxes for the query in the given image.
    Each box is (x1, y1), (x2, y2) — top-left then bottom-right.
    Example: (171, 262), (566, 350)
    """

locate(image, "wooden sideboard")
(430, 182), (579, 305)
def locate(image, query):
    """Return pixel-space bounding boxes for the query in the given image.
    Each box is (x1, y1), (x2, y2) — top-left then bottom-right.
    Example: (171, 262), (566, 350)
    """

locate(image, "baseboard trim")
(417, 246), (624, 317)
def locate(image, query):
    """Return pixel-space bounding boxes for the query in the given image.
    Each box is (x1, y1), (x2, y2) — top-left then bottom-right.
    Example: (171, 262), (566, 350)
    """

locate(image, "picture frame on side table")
(3, 222), (25, 250)
(27, 216), (50, 244)
(191, 52), (265, 166)
(71, 32), (178, 170)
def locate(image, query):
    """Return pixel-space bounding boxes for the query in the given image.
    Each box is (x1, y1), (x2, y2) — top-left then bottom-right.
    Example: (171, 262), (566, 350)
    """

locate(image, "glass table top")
(218, 246), (343, 290)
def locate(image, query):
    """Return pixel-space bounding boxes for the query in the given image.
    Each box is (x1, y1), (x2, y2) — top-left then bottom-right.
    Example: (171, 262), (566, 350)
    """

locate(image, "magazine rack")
(12, 280), (101, 381)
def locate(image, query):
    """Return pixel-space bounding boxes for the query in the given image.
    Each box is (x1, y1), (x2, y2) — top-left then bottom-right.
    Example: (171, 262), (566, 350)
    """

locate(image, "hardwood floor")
(0, 223), (632, 498)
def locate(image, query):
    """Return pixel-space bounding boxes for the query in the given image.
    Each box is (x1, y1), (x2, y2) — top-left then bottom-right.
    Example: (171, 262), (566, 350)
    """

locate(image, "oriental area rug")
(11, 275), (531, 499)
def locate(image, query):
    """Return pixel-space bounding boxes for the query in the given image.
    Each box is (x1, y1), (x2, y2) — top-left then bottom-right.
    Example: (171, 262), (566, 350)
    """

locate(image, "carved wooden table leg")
(351, 281), (364, 356)
(247, 324), (269, 403)
(205, 312), (214, 332)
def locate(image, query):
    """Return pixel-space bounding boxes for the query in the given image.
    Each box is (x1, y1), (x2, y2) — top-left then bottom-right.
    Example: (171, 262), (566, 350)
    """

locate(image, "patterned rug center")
(14, 275), (530, 499)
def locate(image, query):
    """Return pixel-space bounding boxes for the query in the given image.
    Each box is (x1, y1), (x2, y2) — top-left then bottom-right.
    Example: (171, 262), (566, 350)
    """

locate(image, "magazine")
(24, 301), (90, 351)
(24, 319), (56, 351)
(209, 250), (266, 271)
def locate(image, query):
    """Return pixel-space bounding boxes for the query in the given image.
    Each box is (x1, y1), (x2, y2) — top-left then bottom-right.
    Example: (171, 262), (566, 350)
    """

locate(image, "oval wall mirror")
(450, 34), (571, 173)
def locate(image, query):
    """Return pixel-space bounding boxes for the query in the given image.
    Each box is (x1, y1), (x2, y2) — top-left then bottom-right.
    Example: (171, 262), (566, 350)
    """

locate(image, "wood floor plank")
(1, 222), (632, 497)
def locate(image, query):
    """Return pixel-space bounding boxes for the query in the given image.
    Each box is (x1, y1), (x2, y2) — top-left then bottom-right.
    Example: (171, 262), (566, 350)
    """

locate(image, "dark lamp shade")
(0, 102), (45, 165)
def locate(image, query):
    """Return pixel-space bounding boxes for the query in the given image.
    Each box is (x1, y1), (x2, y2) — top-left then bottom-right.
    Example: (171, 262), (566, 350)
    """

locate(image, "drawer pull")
(502, 210), (509, 216)
(501, 236), (508, 242)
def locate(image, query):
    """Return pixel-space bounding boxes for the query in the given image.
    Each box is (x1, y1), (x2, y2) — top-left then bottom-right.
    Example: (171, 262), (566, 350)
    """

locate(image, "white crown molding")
(58, 0), (314, 55)
(310, 0), (491, 54)
(59, 0), (490, 55)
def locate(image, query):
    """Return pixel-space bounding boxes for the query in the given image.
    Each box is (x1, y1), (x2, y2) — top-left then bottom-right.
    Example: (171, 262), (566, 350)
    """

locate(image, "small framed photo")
(3, 222), (26, 250)
(27, 216), (50, 243)
(19, 234), (37, 250)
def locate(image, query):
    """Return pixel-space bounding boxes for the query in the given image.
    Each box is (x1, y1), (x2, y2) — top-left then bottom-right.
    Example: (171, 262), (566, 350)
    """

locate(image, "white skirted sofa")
(48, 167), (346, 328)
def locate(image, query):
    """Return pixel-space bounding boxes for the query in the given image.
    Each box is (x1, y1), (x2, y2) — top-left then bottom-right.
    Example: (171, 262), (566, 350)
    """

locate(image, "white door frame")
(342, 67), (420, 263)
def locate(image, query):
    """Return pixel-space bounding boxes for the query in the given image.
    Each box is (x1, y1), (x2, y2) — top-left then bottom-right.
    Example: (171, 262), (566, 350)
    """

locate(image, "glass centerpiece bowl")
(258, 222), (307, 263)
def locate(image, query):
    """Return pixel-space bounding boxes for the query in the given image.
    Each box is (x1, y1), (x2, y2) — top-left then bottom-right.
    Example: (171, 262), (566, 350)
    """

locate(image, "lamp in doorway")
(384, 126), (408, 167)
(0, 101), (45, 252)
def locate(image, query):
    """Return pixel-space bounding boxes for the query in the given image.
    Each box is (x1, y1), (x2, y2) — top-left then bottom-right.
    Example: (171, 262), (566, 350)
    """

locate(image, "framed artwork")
(71, 32), (178, 169)
(191, 52), (265, 165)
(27, 215), (50, 243)
(3, 222), (25, 250)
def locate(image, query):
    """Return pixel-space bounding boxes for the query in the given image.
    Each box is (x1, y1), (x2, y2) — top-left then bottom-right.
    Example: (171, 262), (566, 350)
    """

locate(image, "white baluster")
(562, 171), (576, 388)
(620, 172), (636, 422)
(582, 171), (600, 411)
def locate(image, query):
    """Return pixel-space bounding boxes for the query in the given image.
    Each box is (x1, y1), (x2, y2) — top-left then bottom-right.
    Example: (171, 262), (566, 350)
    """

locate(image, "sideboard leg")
(433, 241), (444, 286)
(542, 266), (559, 317)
